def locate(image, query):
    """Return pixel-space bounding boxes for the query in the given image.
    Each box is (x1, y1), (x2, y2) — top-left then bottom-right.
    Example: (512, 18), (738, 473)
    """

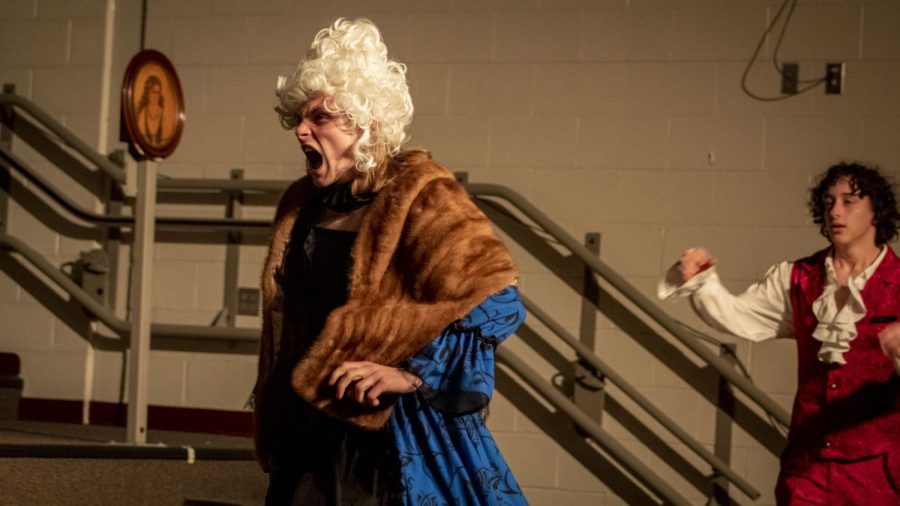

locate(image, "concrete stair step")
(0, 420), (265, 505)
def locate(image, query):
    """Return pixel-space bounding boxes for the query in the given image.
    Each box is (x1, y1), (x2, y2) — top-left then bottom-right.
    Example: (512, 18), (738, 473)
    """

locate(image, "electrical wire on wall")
(741, 0), (828, 102)
(139, 0), (148, 51)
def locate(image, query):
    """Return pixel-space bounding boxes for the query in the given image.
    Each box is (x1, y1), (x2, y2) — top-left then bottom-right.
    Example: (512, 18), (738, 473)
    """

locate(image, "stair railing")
(466, 182), (791, 429)
(1, 85), (789, 504)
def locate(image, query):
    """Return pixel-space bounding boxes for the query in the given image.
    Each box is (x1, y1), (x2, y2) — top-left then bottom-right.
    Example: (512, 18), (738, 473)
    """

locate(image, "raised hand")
(678, 247), (715, 283)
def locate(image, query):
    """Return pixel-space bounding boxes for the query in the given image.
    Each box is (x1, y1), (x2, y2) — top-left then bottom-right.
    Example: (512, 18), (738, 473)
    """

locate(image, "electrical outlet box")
(781, 63), (799, 95)
(825, 63), (844, 94)
(237, 288), (260, 316)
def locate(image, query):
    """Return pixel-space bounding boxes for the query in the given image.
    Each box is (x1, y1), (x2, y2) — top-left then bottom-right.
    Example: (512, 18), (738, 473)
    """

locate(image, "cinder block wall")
(2, 1), (899, 504)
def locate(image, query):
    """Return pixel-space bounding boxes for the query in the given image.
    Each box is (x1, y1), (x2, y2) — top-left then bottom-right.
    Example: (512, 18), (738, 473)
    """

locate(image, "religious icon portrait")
(121, 50), (184, 160)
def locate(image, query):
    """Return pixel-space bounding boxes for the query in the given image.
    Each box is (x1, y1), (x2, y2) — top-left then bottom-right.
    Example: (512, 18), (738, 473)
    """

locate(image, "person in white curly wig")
(275, 18), (413, 194)
(256, 17), (528, 506)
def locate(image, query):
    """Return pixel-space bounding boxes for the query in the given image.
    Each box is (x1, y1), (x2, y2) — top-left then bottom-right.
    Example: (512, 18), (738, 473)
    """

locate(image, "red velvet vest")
(789, 247), (900, 459)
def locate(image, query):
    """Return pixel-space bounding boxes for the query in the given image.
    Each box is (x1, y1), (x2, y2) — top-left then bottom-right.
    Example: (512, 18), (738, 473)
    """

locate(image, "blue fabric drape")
(389, 286), (529, 505)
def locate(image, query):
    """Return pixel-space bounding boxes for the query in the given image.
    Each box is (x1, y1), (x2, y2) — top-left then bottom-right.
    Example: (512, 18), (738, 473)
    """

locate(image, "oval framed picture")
(121, 49), (185, 160)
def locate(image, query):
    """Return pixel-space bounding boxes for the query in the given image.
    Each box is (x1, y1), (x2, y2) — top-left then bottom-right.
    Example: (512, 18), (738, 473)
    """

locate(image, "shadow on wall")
(482, 195), (787, 502)
(496, 366), (663, 506)
(480, 196), (786, 453)
(500, 319), (785, 504)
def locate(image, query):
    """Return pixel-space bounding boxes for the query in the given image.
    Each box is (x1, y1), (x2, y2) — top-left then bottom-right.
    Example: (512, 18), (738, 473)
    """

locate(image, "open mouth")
(302, 146), (323, 170)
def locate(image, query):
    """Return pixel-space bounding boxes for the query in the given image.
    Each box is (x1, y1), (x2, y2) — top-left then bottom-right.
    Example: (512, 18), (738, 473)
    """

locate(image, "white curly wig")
(275, 18), (414, 173)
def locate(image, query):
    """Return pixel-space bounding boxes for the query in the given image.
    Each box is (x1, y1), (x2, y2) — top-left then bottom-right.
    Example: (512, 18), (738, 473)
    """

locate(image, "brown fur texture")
(255, 153), (517, 433)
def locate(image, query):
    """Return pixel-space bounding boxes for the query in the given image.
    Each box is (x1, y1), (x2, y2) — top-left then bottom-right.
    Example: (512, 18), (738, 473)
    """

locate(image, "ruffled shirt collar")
(811, 246), (888, 365)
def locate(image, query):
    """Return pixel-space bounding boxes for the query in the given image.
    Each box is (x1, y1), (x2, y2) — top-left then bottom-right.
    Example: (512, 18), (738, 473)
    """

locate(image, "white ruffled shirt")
(658, 247), (900, 373)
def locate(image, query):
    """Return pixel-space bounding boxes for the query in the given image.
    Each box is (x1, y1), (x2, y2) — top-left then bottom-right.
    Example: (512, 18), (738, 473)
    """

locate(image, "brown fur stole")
(256, 154), (517, 431)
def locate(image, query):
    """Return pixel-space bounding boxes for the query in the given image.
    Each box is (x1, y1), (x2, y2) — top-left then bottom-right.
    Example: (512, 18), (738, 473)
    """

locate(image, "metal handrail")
(1, 223), (750, 498)
(519, 293), (760, 499)
(0, 232), (257, 343)
(0, 229), (690, 504)
(2, 227), (732, 503)
(158, 177), (289, 192)
(468, 183), (792, 428)
(0, 147), (272, 232)
(0, 181), (768, 501)
(1, 88), (291, 195)
(1, 126), (790, 429)
(496, 347), (691, 506)
(0, 91), (126, 184)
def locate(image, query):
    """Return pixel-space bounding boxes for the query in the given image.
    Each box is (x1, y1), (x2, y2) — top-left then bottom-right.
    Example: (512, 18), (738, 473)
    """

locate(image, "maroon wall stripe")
(17, 398), (252, 437)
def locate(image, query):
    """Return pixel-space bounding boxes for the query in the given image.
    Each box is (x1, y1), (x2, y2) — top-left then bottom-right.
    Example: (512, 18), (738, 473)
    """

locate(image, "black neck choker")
(318, 182), (376, 213)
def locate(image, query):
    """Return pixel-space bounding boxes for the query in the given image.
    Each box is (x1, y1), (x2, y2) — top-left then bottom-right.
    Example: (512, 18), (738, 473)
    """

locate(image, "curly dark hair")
(809, 162), (900, 245)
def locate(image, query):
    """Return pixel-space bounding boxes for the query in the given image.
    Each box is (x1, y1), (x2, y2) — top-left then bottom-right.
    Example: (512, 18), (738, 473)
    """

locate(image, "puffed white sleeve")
(657, 261), (794, 342)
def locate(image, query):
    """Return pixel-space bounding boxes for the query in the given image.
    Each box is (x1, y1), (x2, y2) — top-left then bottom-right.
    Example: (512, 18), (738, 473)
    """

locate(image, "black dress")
(264, 219), (402, 506)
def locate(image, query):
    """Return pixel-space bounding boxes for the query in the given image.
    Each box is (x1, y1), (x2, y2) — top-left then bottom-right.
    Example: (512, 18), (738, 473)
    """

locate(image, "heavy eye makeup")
(301, 105), (332, 125)
(313, 111), (333, 125)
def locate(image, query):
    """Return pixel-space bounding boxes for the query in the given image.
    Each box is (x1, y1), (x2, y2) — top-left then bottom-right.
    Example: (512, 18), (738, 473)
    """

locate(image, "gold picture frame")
(121, 49), (185, 160)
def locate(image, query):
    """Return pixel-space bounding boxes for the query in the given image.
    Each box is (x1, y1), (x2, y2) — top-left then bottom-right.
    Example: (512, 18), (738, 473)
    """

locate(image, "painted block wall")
(2, 0), (899, 504)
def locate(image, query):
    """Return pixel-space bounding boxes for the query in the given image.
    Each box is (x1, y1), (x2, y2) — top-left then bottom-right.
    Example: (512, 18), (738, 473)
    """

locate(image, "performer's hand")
(678, 247), (715, 283)
(878, 323), (900, 363)
(328, 361), (422, 407)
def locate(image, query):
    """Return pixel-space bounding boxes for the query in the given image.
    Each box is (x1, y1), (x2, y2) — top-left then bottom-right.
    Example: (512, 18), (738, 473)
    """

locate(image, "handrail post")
(127, 159), (156, 444)
(0, 84), (13, 152)
(579, 233), (600, 350)
(223, 168), (244, 327)
(0, 84), (12, 236)
(574, 232), (605, 424)
(103, 150), (126, 313)
(713, 343), (738, 503)
(0, 165), (7, 236)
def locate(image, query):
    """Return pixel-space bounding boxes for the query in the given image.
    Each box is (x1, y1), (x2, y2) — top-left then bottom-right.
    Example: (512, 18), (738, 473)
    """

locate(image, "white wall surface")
(2, 0), (899, 504)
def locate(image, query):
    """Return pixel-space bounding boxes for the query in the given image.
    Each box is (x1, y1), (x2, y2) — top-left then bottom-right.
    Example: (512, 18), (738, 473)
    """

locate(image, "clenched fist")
(678, 247), (715, 283)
